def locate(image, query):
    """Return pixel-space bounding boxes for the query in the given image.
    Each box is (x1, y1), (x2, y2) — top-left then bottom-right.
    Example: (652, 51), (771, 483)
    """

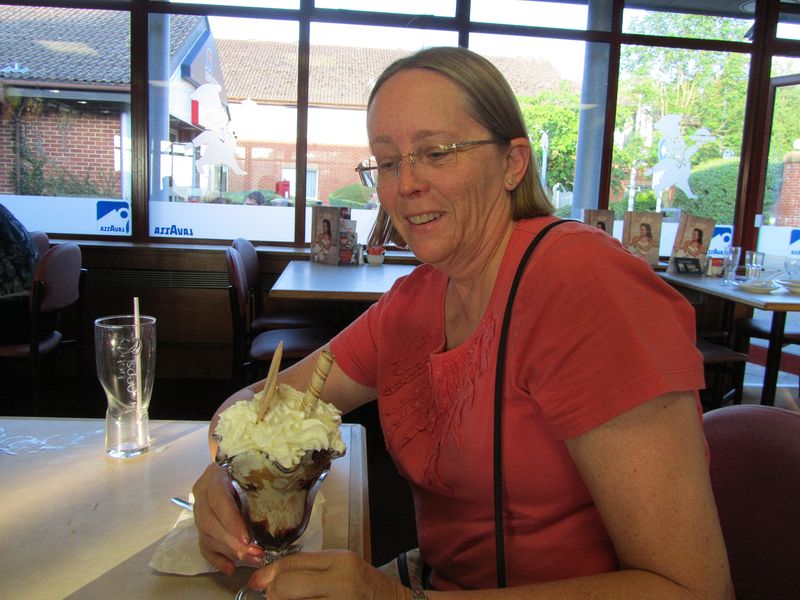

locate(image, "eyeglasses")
(355, 138), (506, 187)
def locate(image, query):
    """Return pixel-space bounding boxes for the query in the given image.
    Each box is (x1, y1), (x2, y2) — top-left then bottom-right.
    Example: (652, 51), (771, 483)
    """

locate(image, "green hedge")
(327, 183), (372, 208)
(673, 158), (782, 223)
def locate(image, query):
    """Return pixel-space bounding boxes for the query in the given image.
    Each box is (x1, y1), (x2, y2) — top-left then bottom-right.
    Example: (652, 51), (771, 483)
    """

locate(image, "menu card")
(339, 219), (358, 265)
(622, 211), (663, 266)
(668, 212), (715, 273)
(583, 209), (615, 235)
(311, 206), (350, 265)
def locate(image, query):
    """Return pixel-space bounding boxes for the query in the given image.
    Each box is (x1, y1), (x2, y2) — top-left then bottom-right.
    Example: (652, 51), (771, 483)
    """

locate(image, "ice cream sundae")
(214, 347), (345, 548)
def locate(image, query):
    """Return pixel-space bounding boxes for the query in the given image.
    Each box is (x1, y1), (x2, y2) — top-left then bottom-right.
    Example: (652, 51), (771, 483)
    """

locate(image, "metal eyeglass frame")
(354, 138), (507, 187)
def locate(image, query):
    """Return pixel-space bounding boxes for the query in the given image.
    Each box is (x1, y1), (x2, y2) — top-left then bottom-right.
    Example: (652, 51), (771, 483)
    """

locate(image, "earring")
(506, 177), (515, 186)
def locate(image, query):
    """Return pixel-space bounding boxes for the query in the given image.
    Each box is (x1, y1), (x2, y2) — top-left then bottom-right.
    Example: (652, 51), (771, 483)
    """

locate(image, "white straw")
(133, 297), (143, 415)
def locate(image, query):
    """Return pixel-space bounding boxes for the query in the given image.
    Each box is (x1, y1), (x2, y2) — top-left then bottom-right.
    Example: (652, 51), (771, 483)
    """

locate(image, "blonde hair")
(366, 46), (553, 247)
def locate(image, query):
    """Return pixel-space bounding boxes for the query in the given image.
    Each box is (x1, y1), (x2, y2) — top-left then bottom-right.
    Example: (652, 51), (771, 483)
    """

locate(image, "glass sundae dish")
(213, 347), (345, 599)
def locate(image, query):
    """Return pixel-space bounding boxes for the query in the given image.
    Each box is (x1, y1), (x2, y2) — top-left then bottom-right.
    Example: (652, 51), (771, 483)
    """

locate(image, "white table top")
(658, 271), (800, 312)
(0, 418), (368, 600)
(270, 260), (416, 302)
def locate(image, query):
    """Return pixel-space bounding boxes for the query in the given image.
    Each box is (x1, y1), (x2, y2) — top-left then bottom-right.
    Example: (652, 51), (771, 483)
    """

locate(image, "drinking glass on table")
(721, 246), (741, 285)
(744, 250), (765, 281)
(785, 255), (800, 280)
(95, 315), (156, 458)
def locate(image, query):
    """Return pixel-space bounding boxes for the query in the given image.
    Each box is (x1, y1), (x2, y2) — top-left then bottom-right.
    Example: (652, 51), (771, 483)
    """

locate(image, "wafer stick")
(303, 350), (335, 416)
(257, 341), (283, 421)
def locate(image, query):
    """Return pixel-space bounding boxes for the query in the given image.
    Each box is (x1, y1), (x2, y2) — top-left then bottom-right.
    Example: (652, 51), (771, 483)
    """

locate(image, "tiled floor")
(742, 361), (799, 411)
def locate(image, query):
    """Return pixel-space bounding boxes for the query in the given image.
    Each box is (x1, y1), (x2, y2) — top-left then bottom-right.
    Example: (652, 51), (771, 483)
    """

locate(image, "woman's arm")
(558, 390), (731, 599)
(249, 391), (731, 599)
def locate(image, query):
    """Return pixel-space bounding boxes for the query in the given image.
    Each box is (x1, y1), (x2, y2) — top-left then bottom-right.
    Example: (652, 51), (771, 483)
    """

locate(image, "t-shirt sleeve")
(330, 304), (381, 389)
(510, 228), (705, 440)
(330, 271), (418, 389)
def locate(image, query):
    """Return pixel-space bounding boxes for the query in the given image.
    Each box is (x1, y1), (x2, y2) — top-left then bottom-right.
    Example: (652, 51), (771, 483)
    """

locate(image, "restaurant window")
(281, 166), (318, 202)
(622, 4), (754, 42)
(471, 0), (599, 31)
(469, 32), (604, 218)
(612, 29), (750, 255)
(754, 57), (800, 259)
(315, 0), (456, 17)
(0, 5), (132, 237)
(148, 14), (300, 242)
(778, 4), (800, 41)
(305, 21), (456, 245)
(168, 0), (300, 7)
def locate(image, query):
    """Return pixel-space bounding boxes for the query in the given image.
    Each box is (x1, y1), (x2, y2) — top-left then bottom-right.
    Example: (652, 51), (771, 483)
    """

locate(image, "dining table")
(270, 260), (416, 302)
(0, 417), (369, 600)
(659, 270), (800, 406)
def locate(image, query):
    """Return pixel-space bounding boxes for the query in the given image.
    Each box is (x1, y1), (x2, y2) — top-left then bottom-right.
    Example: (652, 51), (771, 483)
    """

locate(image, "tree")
(613, 12), (751, 198)
(517, 82), (581, 191)
(769, 83), (800, 162)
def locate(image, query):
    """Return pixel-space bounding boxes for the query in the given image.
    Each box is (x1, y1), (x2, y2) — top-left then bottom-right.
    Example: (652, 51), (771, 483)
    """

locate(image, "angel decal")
(650, 114), (715, 201)
(190, 83), (245, 176)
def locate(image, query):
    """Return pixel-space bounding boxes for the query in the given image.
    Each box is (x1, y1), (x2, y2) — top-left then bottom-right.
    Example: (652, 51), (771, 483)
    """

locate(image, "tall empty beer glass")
(95, 315), (156, 458)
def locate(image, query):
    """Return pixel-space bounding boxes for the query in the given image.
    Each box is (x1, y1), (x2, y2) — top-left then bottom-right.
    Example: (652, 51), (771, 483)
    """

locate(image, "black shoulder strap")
(493, 218), (574, 588)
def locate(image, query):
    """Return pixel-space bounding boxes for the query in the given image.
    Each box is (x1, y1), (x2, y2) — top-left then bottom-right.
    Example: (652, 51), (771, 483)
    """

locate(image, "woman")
(627, 222), (654, 256)
(193, 47), (730, 598)
(312, 218), (333, 262)
(0, 204), (40, 343)
(681, 227), (704, 258)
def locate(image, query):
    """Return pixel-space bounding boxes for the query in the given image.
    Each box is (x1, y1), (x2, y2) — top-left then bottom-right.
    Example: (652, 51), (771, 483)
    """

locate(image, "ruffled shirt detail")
(383, 314), (497, 495)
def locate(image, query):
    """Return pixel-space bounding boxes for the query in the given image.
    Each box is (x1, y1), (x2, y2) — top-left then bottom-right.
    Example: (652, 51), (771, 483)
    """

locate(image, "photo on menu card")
(622, 211), (663, 266)
(311, 206), (342, 265)
(668, 213), (715, 273)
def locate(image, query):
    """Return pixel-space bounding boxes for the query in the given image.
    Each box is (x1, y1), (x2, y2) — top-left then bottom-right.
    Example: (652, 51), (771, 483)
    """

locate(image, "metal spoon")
(170, 496), (193, 511)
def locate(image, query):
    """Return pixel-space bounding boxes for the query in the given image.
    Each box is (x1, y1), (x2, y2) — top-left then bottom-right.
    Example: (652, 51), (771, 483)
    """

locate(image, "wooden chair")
(672, 285), (749, 407)
(225, 247), (333, 388)
(734, 317), (800, 393)
(0, 243), (85, 407)
(704, 404), (800, 599)
(696, 339), (748, 408)
(231, 238), (318, 332)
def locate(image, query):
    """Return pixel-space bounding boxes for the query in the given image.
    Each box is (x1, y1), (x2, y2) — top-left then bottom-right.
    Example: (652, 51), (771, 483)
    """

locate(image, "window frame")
(0, 0), (797, 252)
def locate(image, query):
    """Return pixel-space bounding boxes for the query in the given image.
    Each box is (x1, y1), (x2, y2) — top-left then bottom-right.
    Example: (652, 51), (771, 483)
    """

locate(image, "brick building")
(776, 150), (800, 226)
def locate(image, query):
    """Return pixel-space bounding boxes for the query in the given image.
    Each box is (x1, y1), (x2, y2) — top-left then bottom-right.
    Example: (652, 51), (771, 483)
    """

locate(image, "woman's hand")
(192, 462), (263, 576)
(249, 550), (409, 600)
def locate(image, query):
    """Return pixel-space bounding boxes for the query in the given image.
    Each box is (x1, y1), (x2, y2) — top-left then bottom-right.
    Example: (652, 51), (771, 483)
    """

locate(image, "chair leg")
(731, 361), (745, 405)
(29, 351), (41, 413)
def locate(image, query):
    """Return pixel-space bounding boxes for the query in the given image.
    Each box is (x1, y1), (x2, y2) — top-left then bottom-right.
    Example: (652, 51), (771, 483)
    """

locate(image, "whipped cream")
(215, 382), (345, 469)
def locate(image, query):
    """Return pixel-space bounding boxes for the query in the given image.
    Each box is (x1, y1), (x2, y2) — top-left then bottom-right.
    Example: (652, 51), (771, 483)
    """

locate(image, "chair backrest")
(32, 243), (82, 314)
(29, 231), (50, 257)
(232, 237), (263, 316)
(225, 246), (248, 329)
(703, 404), (800, 600)
(232, 238), (259, 289)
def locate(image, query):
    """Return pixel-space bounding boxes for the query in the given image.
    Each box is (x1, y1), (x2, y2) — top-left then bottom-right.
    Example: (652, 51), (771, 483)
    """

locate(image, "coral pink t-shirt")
(331, 217), (705, 590)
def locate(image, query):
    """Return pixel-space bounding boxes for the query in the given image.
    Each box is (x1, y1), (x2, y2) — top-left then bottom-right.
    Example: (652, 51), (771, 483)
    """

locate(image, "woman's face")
(691, 229), (699, 241)
(639, 224), (647, 235)
(367, 69), (513, 269)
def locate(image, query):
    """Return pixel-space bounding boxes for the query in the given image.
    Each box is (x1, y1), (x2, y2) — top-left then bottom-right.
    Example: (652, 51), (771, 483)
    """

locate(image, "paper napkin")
(149, 493), (325, 575)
